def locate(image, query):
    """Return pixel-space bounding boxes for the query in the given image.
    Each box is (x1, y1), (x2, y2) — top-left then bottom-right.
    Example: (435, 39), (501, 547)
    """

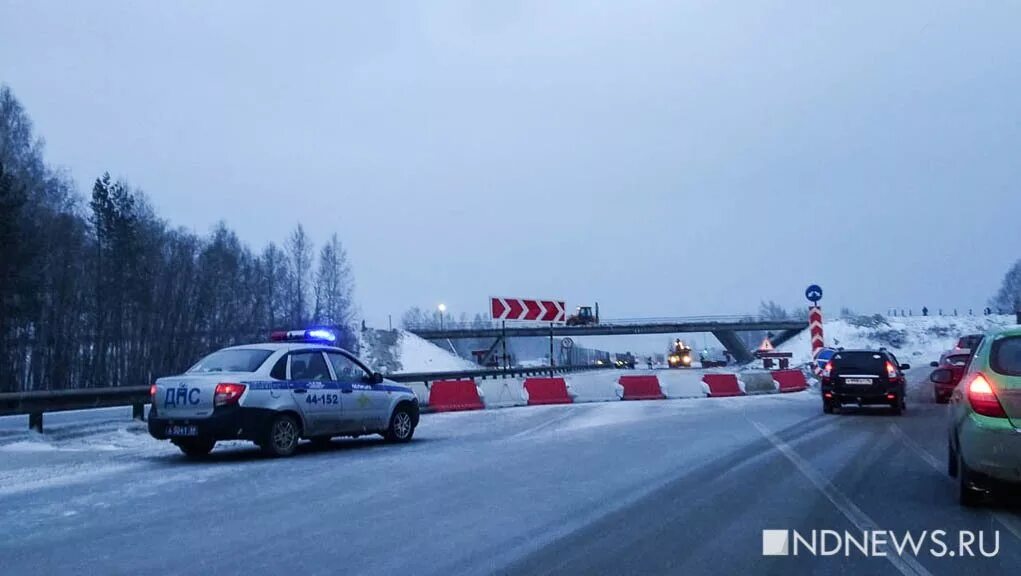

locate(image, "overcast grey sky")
(2, 1), (1020, 326)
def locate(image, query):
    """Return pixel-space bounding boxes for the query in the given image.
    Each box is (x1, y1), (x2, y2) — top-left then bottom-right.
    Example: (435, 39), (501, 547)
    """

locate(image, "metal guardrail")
(404, 314), (776, 332)
(0, 364), (607, 431)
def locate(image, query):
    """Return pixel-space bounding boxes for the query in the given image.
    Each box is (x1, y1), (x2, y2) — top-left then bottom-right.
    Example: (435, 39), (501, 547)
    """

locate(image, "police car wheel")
(384, 406), (415, 443)
(174, 438), (215, 458)
(262, 414), (300, 457)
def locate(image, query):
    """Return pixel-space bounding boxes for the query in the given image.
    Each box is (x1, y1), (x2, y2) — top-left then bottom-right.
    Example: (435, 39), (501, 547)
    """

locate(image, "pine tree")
(313, 234), (355, 326)
(286, 224), (313, 325)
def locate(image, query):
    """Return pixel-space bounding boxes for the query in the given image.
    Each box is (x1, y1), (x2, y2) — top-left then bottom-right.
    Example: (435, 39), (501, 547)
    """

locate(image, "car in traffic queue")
(939, 327), (1021, 506)
(929, 350), (975, 404)
(820, 349), (910, 415)
(955, 333), (984, 353)
(147, 329), (420, 458)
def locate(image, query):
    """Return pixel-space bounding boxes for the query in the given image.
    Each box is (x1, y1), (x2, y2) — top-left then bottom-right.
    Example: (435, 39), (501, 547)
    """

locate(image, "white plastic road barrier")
(477, 378), (527, 408)
(566, 371), (626, 403)
(656, 370), (706, 398)
(740, 371), (778, 395)
(408, 382), (431, 406)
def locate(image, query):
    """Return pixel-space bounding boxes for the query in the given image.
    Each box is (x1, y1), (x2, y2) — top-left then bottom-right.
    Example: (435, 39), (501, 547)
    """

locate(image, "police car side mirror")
(371, 372), (384, 385)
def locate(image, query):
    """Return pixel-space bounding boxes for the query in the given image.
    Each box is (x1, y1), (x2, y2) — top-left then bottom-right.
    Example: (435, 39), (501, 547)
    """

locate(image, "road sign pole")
(549, 322), (555, 374)
(809, 306), (824, 358)
(804, 284), (825, 364)
(502, 320), (508, 369)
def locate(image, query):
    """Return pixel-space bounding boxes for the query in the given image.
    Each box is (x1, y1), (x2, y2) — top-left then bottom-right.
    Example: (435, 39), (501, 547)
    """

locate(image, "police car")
(147, 329), (420, 458)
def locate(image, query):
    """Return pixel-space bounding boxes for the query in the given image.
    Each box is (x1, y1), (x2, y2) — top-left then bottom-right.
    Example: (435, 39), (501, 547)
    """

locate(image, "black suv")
(820, 349), (910, 415)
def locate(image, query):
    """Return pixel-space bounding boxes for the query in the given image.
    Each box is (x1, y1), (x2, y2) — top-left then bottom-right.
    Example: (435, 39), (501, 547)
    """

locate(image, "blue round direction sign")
(805, 284), (823, 303)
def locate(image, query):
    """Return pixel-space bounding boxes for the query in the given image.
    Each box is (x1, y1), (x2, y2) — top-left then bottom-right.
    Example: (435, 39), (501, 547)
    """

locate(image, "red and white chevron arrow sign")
(809, 306), (824, 356)
(490, 297), (566, 323)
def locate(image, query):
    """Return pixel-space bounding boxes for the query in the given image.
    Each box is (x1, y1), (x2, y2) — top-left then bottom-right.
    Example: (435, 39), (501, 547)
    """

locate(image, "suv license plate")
(167, 425), (198, 437)
(845, 378), (873, 385)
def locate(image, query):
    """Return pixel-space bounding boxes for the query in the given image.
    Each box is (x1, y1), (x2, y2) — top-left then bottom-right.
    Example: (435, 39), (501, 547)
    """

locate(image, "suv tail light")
(822, 361), (833, 379)
(885, 361), (898, 380)
(149, 384), (157, 398)
(214, 383), (246, 407)
(967, 373), (1007, 418)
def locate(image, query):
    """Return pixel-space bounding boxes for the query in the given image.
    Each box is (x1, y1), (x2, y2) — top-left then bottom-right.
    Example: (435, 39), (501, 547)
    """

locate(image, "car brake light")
(822, 361), (833, 378)
(149, 384), (157, 397)
(214, 383), (246, 407)
(885, 361), (898, 379)
(967, 373), (1007, 418)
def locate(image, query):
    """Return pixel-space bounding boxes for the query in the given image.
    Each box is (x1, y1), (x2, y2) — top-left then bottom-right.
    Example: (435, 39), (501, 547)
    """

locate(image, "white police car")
(148, 329), (419, 458)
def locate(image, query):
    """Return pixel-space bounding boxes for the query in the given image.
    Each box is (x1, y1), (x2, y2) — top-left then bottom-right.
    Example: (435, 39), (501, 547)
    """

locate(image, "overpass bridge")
(408, 316), (809, 365)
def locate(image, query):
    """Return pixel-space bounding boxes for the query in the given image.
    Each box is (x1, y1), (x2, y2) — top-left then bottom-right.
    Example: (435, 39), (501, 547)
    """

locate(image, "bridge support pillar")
(712, 330), (755, 364)
(479, 336), (504, 368)
(768, 329), (803, 349)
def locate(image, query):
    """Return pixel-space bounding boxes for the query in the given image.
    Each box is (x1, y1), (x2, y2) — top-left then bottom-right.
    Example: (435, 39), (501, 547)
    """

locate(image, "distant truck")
(614, 352), (636, 369)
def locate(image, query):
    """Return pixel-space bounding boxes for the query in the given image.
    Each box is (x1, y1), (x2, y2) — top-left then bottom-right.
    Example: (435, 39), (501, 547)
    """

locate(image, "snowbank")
(778, 314), (1016, 365)
(395, 331), (477, 373)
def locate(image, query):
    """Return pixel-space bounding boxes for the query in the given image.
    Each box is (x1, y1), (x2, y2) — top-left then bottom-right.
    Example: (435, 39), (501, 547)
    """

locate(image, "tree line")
(0, 85), (355, 393)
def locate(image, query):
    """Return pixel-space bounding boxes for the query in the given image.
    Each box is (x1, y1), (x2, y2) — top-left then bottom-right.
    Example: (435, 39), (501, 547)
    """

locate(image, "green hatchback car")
(936, 327), (1021, 506)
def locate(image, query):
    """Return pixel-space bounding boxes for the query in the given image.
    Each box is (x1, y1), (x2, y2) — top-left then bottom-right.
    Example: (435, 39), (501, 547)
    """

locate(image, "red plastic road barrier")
(428, 380), (484, 412)
(523, 378), (573, 405)
(772, 370), (808, 393)
(703, 374), (744, 397)
(619, 375), (665, 400)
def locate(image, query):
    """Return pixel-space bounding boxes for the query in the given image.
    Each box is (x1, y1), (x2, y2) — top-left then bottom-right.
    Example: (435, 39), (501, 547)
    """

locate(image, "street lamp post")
(438, 303), (447, 329)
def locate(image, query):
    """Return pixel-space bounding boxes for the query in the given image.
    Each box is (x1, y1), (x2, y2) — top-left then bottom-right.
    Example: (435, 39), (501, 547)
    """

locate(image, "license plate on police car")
(166, 425), (198, 437)
(845, 378), (873, 385)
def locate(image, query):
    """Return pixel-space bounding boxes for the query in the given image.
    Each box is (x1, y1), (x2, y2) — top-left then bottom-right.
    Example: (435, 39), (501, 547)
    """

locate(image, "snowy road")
(2, 369), (1020, 575)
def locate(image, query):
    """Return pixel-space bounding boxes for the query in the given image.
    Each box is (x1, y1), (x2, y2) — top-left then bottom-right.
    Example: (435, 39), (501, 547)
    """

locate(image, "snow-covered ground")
(6, 367), (1018, 576)
(355, 328), (477, 373)
(0, 387), (817, 500)
(778, 313), (1017, 365)
(394, 330), (477, 372)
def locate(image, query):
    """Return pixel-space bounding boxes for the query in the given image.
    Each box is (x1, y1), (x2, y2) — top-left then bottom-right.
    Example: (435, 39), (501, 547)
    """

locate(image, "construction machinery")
(566, 302), (600, 326)
(667, 339), (693, 368)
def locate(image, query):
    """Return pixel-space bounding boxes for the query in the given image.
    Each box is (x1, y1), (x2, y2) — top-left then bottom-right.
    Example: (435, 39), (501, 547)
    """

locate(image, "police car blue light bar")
(270, 329), (337, 343)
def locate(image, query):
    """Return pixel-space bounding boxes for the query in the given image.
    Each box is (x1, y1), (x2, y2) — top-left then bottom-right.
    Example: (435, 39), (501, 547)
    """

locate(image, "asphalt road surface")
(1, 368), (1019, 575)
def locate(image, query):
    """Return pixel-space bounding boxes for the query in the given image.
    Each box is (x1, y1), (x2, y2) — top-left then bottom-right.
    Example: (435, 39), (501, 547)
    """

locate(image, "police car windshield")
(187, 349), (273, 374)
